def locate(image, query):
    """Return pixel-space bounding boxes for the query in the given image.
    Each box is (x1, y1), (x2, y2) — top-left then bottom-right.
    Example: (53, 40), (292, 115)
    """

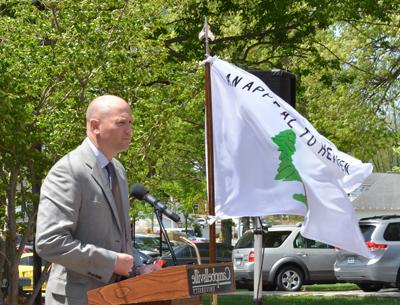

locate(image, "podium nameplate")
(88, 263), (235, 305)
(187, 263), (235, 295)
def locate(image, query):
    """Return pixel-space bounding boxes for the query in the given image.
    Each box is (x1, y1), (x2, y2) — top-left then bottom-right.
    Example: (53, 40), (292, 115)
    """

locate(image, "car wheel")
(357, 283), (383, 292)
(276, 266), (303, 291)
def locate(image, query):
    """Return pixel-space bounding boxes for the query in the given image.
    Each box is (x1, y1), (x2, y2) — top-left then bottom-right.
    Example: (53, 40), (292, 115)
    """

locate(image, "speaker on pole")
(248, 69), (296, 109)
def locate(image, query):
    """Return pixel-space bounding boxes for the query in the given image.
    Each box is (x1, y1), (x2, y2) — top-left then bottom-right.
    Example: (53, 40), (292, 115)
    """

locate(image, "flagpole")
(253, 218), (264, 305)
(205, 57), (217, 265)
(199, 17), (217, 305)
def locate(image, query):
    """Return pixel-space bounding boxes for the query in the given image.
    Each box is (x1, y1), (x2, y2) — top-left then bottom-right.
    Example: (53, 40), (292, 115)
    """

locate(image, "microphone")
(130, 183), (181, 223)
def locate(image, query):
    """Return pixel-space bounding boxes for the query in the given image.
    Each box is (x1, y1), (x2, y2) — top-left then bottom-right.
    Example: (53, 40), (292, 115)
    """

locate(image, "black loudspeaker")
(248, 69), (296, 109)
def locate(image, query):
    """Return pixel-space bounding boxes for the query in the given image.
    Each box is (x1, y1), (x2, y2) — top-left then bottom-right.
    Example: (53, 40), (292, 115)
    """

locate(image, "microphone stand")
(153, 207), (178, 266)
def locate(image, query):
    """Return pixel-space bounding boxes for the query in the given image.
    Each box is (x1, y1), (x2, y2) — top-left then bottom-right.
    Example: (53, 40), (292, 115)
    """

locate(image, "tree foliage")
(297, 13), (400, 168)
(0, 1), (190, 302)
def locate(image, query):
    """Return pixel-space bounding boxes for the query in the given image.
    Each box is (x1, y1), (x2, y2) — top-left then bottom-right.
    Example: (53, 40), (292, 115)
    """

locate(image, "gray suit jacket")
(36, 139), (142, 304)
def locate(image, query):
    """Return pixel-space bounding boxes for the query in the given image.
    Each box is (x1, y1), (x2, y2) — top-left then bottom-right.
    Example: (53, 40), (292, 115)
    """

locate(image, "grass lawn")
(202, 295), (400, 305)
(303, 283), (359, 291)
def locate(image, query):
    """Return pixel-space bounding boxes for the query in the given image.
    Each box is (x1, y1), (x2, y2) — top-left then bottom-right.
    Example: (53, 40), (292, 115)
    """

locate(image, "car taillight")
(154, 259), (167, 267)
(248, 250), (255, 263)
(365, 241), (388, 250)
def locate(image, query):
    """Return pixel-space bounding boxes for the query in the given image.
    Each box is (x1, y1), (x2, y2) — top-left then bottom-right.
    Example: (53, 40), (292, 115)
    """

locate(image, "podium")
(88, 263), (235, 305)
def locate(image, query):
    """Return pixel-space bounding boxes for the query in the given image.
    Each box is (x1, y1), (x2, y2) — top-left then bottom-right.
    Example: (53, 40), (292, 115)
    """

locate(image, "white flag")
(209, 56), (373, 258)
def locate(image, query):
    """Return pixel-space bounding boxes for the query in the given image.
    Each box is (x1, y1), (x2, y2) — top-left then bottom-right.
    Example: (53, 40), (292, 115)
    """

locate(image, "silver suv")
(233, 224), (337, 291)
(334, 215), (400, 292)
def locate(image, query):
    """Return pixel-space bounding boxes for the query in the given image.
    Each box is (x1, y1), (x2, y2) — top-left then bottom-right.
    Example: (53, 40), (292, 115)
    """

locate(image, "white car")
(334, 215), (400, 292)
(233, 224), (337, 291)
(195, 217), (207, 227)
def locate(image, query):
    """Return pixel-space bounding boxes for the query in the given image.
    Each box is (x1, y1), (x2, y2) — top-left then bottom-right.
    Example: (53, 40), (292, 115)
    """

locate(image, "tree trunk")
(241, 217), (251, 234)
(6, 167), (19, 305)
(30, 159), (43, 305)
(0, 228), (7, 305)
(221, 219), (233, 246)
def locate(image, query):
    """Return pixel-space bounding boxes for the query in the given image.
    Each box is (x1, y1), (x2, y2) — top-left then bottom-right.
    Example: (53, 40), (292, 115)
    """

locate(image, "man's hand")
(114, 253), (133, 276)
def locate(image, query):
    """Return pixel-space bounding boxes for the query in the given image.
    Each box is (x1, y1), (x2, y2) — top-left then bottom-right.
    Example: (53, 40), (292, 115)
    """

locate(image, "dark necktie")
(105, 162), (126, 252)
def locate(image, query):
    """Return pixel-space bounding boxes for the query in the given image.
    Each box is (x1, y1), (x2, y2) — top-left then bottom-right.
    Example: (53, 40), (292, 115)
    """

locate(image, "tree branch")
(313, 39), (374, 76)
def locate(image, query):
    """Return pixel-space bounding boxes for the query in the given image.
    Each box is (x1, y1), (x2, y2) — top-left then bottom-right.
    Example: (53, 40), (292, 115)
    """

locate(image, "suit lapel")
(80, 140), (123, 233)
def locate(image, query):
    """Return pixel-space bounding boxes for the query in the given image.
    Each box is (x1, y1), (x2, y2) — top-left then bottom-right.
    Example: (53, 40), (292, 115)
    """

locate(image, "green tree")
(392, 147), (400, 173)
(272, 129), (306, 205)
(297, 13), (400, 167)
(0, 1), (179, 303)
(221, 218), (234, 246)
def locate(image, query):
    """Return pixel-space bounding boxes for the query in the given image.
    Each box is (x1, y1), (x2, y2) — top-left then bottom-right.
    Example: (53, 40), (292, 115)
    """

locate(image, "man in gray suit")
(36, 95), (160, 305)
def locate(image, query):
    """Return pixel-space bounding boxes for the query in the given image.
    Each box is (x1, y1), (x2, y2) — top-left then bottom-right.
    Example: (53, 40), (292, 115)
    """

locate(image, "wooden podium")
(88, 263), (235, 305)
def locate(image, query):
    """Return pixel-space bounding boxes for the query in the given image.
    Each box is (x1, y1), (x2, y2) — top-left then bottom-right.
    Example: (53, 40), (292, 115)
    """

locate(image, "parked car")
(133, 233), (181, 258)
(233, 224), (337, 291)
(334, 215), (400, 292)
(133, 233), (168, 257)
(194, 217), (207, 228)
(18, 253), (46, 293)
(166, 227), (208, 242)
(157, 242), (233, 267)
(166, 227), (196, 238)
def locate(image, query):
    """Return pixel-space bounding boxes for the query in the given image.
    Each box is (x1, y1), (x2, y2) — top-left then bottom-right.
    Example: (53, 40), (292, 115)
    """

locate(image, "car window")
(383, 222), (400, 241)
(178, 246), (193, 257)
(294, 234), (333, 249)
(311, 240), (333, 249)
(140, 237), (159, 247)
(359, 224), (376, 241)
(20, 256), (33, 266)
(173, 243), (232, 260)
(263, 231), (291, 248)
(235, 230), (292, 249)
(235, 232), (254, 249)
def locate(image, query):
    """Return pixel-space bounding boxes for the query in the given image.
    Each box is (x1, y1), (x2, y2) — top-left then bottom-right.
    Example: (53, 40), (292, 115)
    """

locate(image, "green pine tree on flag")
(272, 129), (307, 205)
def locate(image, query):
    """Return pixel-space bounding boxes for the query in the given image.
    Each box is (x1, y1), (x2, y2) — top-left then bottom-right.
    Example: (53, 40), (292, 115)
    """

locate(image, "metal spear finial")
(198, 17), (215, 57)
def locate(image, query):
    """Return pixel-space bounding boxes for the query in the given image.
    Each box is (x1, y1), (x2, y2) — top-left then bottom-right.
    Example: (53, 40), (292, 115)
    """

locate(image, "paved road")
(227, 288), (400, 298)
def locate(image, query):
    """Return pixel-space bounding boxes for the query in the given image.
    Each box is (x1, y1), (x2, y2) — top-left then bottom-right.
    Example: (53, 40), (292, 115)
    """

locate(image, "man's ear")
(90, 119), (100, 134)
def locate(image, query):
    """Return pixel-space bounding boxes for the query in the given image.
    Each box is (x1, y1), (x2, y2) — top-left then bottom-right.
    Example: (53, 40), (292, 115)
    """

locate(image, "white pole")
(253, 218), (263, 305)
